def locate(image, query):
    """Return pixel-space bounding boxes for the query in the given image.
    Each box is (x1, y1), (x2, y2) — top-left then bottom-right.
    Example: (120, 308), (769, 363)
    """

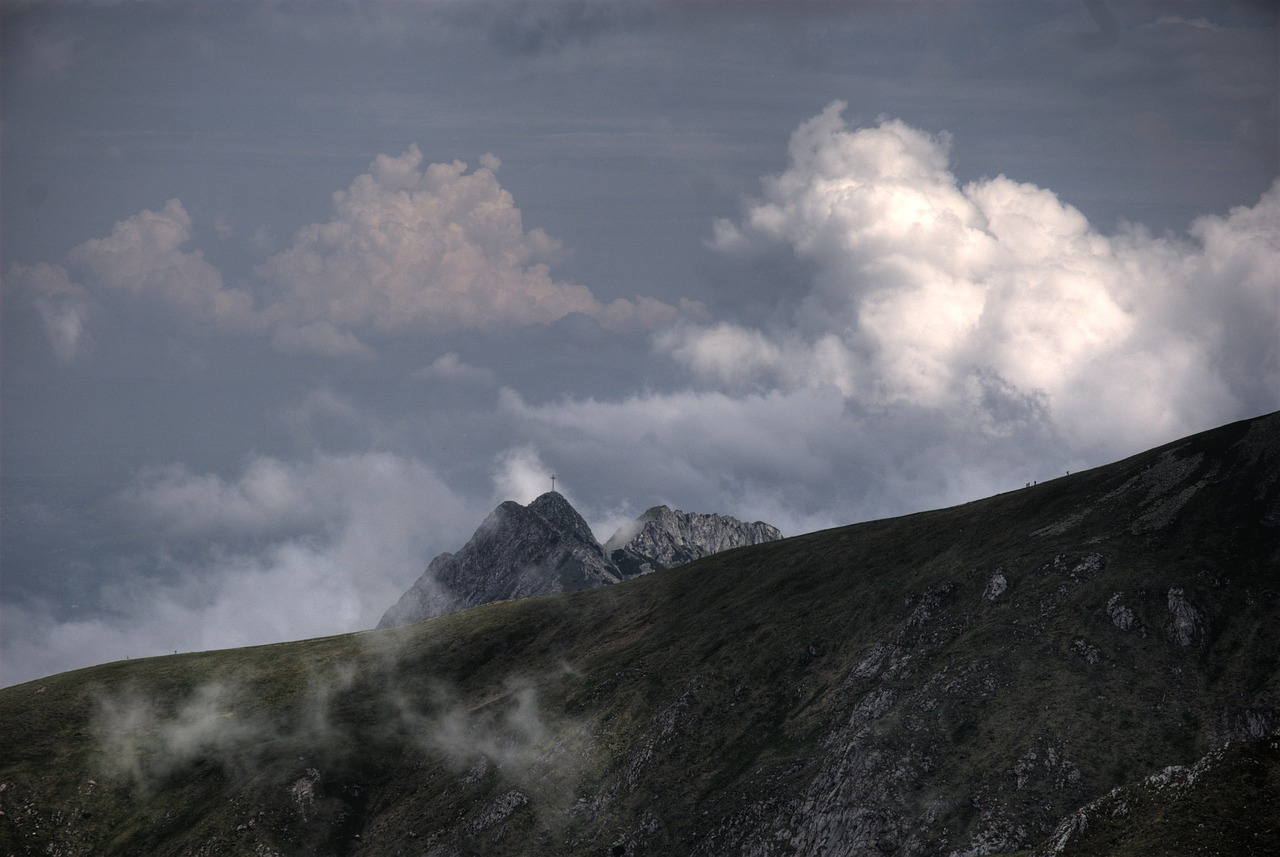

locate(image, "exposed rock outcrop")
(1033, 733), (1280, 856)
(605, 505), (782, 579)
(378, 494), (782, 628)
(1164, 586), (1205, 647)
(378, 492), (619, 629)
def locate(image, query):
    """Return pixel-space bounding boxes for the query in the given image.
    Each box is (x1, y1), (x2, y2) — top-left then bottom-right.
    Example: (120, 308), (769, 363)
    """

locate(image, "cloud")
(443, 0), (649, 56)
(91, 661), (365, 791)
(492, 105), (1277, 535)
(395, 675), (595, 822)
(676, 103), (1278, 456)
(270, 320), (376, 360)
(276, 386), (377, 451)
(258, 145), (684, 339)
(93, 681), (270, 787)
(498, 384), (1039, 537)
(25, 147), (689, 363)
(89, 660), (588, 821)
(415, 352), (497, 386)
(402, 679), (555, 771)
(117, 457), (325, 539)
(1151, 15), (1223, 33)
(4, 262), (92, 362)
(2, 452), (484, 687)
(68, 198), (258, 328)
(491, 444), (556, 505)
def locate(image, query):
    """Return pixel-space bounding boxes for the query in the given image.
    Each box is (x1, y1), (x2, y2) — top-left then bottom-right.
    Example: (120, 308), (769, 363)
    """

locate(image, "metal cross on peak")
(551, 475), (556, 493)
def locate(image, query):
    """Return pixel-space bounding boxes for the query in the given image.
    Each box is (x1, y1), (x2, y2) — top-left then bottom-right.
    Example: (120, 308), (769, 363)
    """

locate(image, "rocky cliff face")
(378, 492), (619, 629)
(605, 506), (782, 579)
(378, 494), (782, 628)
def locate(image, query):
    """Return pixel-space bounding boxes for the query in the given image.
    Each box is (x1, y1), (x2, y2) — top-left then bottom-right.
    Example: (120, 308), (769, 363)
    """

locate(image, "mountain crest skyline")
(2, 411), (1275, 856)
(377, 492), (783, 628)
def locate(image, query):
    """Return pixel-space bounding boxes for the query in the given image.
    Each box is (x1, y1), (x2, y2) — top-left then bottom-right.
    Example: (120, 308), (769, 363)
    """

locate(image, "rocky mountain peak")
(527, 492), (601, 554)
(377, 492), (619, 629)
(378, 495), (783, 628)
(605, 504), (783, 578)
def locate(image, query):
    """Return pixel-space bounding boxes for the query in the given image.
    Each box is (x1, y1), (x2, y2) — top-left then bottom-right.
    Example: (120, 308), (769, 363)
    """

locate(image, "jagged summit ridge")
(378, 493), (782, 628)
(378, 492), (619, 629)
(605, 505), (782, 578)
(527, 491), (600, 549)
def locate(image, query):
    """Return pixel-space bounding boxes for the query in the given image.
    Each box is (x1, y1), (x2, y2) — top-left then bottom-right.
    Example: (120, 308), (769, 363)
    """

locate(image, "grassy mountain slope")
(2, 412), (1277, 856)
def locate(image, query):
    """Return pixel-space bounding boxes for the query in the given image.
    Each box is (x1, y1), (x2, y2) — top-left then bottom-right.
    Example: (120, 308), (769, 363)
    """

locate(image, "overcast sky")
(2, 0), (1276, 687)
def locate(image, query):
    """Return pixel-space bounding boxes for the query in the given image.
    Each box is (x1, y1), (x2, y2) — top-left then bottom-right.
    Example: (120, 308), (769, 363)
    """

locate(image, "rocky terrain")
(378, 494), (781, 628)
(605, 505), (782, 579)
(1, 411), (1276, 856)
(1032, 733), (1279, 856)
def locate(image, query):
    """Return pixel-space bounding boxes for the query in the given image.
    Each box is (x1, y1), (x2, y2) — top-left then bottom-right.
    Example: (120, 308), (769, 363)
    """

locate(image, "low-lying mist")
(88, 639), (597, 828)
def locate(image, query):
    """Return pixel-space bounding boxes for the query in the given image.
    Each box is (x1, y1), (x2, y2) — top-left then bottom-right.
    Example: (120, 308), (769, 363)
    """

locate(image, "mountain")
(378, 494), (781, 628)
(1, 412), (1277, 857)
(378, 492), (619, 629)
(605, 505), (782, 579)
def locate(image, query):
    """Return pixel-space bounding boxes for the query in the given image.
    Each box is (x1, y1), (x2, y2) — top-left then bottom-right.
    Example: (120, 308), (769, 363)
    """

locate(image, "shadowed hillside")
(2, 413), (1277, 856)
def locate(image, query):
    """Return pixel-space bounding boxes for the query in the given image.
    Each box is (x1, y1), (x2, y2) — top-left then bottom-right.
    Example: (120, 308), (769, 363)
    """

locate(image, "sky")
(2, 0), (1276, 687)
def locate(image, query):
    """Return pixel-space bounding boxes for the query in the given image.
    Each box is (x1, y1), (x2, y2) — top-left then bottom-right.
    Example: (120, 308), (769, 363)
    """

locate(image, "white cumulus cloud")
(675, 102), (1278, 456)
(68, 198), (258, 328)
(497, 105), (1277, 534)
(258, 145), (684, 340)
(20, 147), (694, 364)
